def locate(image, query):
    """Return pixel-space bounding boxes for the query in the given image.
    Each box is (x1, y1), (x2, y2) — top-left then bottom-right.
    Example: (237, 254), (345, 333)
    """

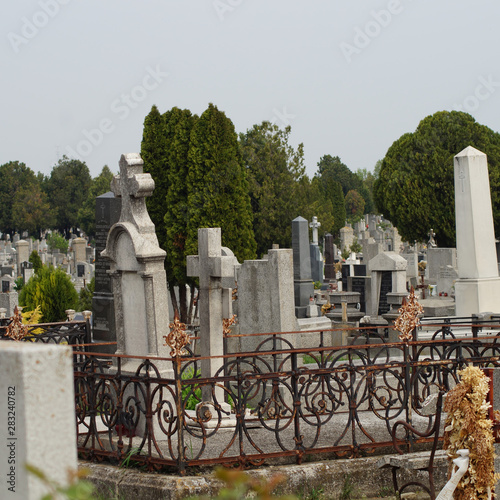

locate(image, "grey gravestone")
(91, 192), (121, 353)
(77, 264), (85, 278)
(292, 216), (314, 318)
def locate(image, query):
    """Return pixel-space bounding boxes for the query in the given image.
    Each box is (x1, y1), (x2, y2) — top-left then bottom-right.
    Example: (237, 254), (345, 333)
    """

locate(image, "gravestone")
(0, 343), (77, 500)
(92, 192), (121, 353)
(292, 216), (315, 318)
(454, 147), (500, 316)
(324, 233), (336, 281)
(71, 237), (87, 274)
(340, 225), (354, 252)
(309, 216), (323, 283)
(20, 261), (34, 284)
(187, 227), (238, 408)
(237, 249), (297, 351)
(15, 239), (29, 272)
(368, 252), (407, 317)
(102, 153), (170, 368)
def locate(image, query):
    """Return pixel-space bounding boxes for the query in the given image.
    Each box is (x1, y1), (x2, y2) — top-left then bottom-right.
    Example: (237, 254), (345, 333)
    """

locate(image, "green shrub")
(19, 265), (79, 322)
(78, 277), (95, 311)
(47, 232), (69, 253)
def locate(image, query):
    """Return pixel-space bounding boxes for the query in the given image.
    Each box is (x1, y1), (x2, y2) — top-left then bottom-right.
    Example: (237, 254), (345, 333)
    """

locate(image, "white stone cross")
(110, 153), (155, 231)
(309, 216), (321, 245)
(187, 228), (237, 403)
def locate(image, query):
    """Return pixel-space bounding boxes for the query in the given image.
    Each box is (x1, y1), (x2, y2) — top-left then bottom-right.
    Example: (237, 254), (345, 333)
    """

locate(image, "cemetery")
(2, 145), (500, 500)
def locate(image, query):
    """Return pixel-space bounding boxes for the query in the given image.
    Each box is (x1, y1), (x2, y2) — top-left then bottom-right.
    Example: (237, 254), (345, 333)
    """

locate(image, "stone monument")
(102, 153), (170, 369)
(92, 192), (121, 353)
(292, 216), (315, 318)
(187, 227), (238, 409)
(454, 146), (500, 316)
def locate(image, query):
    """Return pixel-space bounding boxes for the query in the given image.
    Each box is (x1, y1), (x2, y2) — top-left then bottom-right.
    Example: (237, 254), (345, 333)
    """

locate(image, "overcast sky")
(2, 1), (500, 180)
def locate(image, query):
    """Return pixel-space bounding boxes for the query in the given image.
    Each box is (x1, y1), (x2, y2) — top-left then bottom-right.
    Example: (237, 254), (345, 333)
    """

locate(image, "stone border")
(81, 454), (449, 500)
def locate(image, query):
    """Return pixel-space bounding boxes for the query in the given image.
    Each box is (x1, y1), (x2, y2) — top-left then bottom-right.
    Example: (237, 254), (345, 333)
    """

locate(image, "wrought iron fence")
(75, 324), (500, 475)
(0, 319), (90, 344)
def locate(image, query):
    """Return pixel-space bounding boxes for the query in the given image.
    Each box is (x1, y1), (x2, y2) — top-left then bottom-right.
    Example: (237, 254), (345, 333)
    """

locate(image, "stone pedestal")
(0, 344), (77, 500)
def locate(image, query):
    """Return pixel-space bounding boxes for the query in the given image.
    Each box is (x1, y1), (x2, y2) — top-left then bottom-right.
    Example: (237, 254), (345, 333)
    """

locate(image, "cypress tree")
(187, 103), (256, 262)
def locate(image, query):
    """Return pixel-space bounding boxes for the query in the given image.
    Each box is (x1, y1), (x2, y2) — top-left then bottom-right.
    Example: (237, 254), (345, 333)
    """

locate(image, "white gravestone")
(454, 146), (500, 316)
(187, 228), (238, 407)
(102, 153), (170, 368)
(0, 344), (77, 500)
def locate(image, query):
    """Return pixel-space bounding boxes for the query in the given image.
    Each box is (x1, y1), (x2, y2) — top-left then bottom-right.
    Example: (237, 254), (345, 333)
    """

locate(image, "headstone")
(292, 216), (315, 318)
(71, 237), (87, 271)
(324, 233), (336, 281)
(309, 216), (323, 283)
(0, 290), (18, 317)
(0, 343), (77, 500)
(20, 261), (34, 284)
(368, 252), (408, 317)
(454, 147), (500, 316)
(102, 153), (170, 367)
(187, 227), (238, 406)
(92, 192), (121, 353)
(15, 240), (29, 272)
(237, 249), (297, 351)
(340, 226), (354, 252)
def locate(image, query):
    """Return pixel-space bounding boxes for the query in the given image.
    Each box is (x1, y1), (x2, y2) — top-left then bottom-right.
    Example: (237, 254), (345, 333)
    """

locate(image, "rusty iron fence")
(74, 323), (500, 475)
(0, 318), (91, 345)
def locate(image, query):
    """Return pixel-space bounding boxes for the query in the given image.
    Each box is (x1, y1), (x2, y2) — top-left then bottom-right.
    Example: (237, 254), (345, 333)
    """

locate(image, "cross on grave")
(459, 167), (466, 193)
(187, 228), (236, 405)
(309, 216), (321, 245)
(110, 153), (155, 232)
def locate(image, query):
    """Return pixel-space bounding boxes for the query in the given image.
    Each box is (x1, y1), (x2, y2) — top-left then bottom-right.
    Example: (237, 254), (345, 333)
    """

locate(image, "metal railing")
(74, 324), (500, 474)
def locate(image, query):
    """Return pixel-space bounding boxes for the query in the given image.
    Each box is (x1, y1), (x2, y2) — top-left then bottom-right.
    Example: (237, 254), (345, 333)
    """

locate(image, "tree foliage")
(373, 111), (500, 246)
(12, 183), (55, 237)
(0, 161), (39, 235)
(44, 156), (92, 235)
(142, 105), (198, 322)
(77, 165), (115, 238)
(19, 265), (79, 322)
(29, 250), (43, 273)
(240, 122), (306, 256)
(345, 189), (365, 223)
(187, 103), (256, 262)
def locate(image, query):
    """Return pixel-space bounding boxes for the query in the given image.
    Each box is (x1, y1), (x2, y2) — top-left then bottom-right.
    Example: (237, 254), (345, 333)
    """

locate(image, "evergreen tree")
(142, 105), (168, 253)
(29, 250), (43, 273)
(240, 121), (305, 256)
(373, 111), (500, 246)
(164, 108), (198, 320)
(19, 265), (79, 322)
(345, 189), (365, 223)
(187, 103), (256, 262)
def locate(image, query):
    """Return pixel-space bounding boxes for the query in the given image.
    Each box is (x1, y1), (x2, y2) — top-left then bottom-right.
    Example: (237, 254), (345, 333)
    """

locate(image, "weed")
(339, 474), (356, 500)
(119, 446), (141, 468)
(378, 485), (395, 497)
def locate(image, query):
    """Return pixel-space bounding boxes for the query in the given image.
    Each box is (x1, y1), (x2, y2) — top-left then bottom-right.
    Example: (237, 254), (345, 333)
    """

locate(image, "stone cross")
(309, 216), (321, 245)
(110, 153), (156, 236)
(187, 228), (237, 402)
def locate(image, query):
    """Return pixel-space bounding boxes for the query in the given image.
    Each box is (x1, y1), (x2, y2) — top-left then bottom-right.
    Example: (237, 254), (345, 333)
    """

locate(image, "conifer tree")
(187, 103), (256, 262)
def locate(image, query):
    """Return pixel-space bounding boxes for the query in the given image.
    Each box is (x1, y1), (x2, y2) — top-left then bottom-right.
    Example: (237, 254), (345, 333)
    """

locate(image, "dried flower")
(443, 366), (499, 500)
